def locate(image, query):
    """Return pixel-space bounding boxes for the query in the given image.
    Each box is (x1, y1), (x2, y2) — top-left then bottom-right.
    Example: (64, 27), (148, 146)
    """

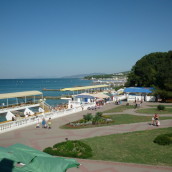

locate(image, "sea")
(0, 78), (92, 107)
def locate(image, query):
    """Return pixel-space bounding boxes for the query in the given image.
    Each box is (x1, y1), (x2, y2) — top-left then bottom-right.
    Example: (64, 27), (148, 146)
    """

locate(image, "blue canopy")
(75, 95), (95, 99)
(124, 87), (154, 93)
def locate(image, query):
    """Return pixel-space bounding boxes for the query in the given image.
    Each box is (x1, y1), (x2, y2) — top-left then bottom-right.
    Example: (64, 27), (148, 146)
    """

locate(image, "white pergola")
(0, 91), (43, 107)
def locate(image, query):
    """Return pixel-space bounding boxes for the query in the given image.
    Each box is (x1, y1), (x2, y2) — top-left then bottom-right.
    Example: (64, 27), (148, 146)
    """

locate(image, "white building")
(124, 87), (155, 102)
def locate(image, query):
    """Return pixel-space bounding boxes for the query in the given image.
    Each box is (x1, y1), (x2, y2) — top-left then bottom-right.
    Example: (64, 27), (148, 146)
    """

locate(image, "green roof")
(0, 143), (80, 172)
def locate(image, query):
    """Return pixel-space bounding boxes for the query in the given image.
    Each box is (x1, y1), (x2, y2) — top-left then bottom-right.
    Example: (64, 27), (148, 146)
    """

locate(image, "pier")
(42, 88), (61, 91)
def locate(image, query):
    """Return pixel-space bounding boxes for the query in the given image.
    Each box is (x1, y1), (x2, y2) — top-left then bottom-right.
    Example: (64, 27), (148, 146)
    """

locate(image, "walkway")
(0, 102), (172, 172)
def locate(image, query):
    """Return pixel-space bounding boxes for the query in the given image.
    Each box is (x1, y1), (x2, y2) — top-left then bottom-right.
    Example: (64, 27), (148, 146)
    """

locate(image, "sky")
(0, 0), (172, 79)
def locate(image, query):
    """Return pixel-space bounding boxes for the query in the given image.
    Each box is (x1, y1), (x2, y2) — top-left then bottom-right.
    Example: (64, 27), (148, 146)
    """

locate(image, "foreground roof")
(0, 91), (43, 100)
(60, 84), (109, 91)
(0, 143), (80, 172)
(124, 87), (154, 93)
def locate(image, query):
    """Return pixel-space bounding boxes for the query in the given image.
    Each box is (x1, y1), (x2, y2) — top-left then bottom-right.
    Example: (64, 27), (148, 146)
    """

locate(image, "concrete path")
(0, 102), (172, 172)
(68, 159), (172, 172)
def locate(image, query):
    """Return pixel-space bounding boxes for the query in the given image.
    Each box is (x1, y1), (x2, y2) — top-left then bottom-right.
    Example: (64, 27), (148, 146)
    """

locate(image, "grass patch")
(149, 105), (172, 107)
(61, 114), (172, 129)
(103, 105), (135, 113)
(109, 114), (172, 125)
(136, 108), (172, 114)
(82, 127), (172, 166)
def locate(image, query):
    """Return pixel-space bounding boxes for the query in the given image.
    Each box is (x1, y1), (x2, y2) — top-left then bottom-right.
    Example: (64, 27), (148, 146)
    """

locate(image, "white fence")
(146, 96), (156, 102)
(0, 103), (93, 134)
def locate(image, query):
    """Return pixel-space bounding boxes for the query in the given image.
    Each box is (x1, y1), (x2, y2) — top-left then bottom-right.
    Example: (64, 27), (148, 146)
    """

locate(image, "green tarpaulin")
(0, 143), (80, 172)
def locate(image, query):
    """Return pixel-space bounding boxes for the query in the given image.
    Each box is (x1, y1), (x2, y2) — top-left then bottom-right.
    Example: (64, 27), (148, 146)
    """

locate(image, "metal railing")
(0, 102), (40, 113)
(0, 103), (94, 134)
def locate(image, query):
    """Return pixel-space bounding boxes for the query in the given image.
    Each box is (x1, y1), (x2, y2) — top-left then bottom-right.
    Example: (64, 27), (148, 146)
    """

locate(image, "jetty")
(42, 88), (61, 91)
(26, 96), (72, 100)
(42, 85), (109, 92)
(60, 84), (109, 91)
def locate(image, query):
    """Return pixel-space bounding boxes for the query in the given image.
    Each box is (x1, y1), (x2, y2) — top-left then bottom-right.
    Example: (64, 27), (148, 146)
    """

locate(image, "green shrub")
(92, 115), (101, 124)
(43, 147), (56, 155)
(157, 105), (165, 111)
(154, 133), (172, 145)
(79, 119), (85, 123)
(43, 140), (92, 158)
(96, 112), (103, 117)
(83, 113), (93, 121)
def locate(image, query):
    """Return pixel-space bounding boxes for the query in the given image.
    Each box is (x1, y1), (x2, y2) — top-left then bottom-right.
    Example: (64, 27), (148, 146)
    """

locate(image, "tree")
(126, 51), (172, 99)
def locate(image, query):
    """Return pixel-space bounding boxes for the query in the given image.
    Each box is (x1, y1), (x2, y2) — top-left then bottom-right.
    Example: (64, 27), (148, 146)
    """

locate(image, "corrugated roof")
(75, 92), (109, 99)
(0, 91), (43, 99)
(75, 95), (95, 99)
(124, 87), (153, 93)
(60, 85), (109, 91)
(92, 92), (110, 98)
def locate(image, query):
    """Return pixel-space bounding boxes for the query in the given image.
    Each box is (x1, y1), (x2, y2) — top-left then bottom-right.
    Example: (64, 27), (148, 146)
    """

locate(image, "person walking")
(42, 118), (46, 128)
(47, 118), (52, 129)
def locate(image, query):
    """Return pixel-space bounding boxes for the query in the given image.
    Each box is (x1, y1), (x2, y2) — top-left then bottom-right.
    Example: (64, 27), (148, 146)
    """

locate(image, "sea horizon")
(0, 78), (92, 107)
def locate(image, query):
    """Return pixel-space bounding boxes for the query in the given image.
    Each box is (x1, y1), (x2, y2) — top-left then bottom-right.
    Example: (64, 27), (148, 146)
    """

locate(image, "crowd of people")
(53, 104), (68, 111)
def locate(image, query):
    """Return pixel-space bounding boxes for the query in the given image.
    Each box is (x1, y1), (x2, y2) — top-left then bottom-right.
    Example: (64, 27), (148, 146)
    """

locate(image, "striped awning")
(0, 91), (43, 99)
(60, 85), (109, 91)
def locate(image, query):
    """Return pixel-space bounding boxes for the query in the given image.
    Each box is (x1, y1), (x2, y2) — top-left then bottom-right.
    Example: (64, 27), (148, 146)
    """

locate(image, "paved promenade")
(0, 102), (172, 172)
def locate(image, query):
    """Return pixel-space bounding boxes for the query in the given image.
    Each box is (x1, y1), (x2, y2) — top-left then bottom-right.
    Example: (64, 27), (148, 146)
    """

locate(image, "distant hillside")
(84, 71), (130, 80)
(61, 73), (106, 78)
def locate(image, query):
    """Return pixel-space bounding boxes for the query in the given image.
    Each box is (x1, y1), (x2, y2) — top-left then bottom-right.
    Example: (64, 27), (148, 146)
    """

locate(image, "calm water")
(0, 78), (92, 106)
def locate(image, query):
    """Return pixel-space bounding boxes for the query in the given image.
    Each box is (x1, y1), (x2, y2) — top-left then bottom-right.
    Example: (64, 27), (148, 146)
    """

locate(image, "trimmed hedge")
(157, 105), (165, 111)
(153, 133), (172, 145)
(43, 140), (92, 158)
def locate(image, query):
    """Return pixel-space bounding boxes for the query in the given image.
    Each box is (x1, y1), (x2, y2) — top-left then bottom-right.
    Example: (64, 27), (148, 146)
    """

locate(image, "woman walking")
(47, 118), (52, 129)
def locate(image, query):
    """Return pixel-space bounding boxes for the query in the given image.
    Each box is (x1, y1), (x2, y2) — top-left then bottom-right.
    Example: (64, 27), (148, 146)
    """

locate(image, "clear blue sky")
(0, 0), (172, 79)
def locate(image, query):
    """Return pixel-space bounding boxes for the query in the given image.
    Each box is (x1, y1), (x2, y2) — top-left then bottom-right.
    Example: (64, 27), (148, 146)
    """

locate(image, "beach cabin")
(60, 85), (110, 109)
(124, 87), (155, 102)
(69, 92), (113, 108)
(68, 94), (95, 109)
(0, 91), (45, 122)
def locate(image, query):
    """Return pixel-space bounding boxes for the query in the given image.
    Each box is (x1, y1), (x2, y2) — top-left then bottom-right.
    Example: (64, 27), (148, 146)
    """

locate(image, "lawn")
(109, 114), (172, 125)
(136, 108), (172, 114)
(61, 114), (172, 129)
(149, 105), (172, 107)
(103, 105), (135, 113)
(82, 127), (172, 166)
